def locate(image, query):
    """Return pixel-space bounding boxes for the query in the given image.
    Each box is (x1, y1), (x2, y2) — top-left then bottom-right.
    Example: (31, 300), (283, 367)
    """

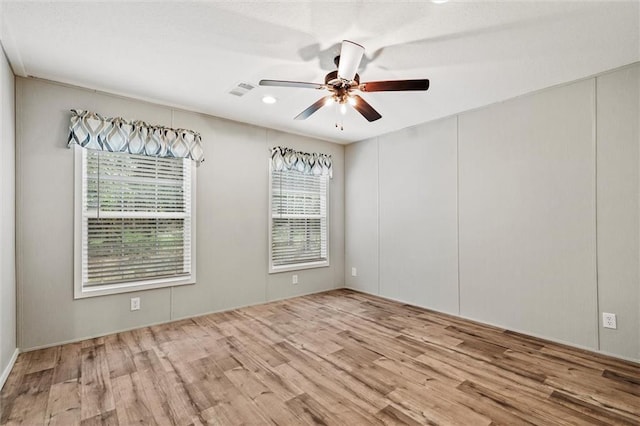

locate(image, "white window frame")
(268, 160), (330, 274)
(73, 146), (196, 298)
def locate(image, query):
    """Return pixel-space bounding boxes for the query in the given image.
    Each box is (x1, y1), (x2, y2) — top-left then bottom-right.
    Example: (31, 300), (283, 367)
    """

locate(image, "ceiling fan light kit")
(259, 40), (430, 129)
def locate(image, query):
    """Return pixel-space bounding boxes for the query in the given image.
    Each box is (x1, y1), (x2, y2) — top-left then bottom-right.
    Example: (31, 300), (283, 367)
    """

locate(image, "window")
(269, 166), (329, 272)
(74, 147), (196, 298)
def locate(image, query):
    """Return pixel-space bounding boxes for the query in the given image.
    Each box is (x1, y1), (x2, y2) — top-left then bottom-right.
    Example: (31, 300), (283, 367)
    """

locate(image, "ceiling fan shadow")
(373, 10), (600, 71)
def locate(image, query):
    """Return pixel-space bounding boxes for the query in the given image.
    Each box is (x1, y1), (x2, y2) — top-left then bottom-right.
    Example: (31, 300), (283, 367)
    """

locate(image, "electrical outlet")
(351, 267), (357, 277)
(130, 297), (140, 311)
(603, 312), (617, 329)
(292, 274), (298, 285)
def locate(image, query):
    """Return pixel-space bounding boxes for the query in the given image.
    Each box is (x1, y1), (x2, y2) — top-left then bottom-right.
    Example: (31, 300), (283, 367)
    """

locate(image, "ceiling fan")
(259, 40), (430, 126)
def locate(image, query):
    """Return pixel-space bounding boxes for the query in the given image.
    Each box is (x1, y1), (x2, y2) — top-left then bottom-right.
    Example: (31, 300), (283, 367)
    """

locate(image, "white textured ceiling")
(1, 1), (638, 144)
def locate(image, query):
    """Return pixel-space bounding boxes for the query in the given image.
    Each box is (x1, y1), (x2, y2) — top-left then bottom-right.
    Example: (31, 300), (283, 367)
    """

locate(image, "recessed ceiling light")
(262, 95), (277, 104)
(431, 0), (448, 3)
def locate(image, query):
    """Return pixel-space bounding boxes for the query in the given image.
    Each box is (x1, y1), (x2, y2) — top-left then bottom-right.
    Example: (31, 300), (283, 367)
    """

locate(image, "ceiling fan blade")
(360, 79), (430, 92)
(337, 40), (365, 81)
(259, 79), (325, 90)
(351, 95), (382, 122)
(294, 96), (331, 120)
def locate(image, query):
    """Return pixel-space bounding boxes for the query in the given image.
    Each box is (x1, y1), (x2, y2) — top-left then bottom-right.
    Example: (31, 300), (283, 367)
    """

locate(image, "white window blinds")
(270, 168), (328, 270)
(77, 149), (194, 295)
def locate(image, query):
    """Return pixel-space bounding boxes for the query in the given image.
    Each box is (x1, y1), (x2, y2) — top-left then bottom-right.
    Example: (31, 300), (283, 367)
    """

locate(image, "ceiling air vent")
(229, 82), (255, 97)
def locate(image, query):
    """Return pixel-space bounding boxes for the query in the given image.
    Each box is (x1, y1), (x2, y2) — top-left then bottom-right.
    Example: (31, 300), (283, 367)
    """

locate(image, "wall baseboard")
(345, 286), (640, 365)
(0, 348), (20, 391)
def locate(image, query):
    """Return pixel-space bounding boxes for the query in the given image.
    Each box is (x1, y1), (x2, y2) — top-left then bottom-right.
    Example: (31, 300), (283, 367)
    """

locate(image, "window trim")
(268, 159), (330, 274)
(73, 146), (197, 299)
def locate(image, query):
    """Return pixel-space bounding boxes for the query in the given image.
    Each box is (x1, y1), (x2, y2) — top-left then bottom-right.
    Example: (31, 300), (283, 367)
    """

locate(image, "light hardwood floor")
(1, 289), (639, 425)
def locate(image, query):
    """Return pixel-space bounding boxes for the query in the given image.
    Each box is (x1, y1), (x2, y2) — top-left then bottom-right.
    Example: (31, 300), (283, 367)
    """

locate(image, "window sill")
(269, 260), (330, 274)
(74, 275), (195, 299)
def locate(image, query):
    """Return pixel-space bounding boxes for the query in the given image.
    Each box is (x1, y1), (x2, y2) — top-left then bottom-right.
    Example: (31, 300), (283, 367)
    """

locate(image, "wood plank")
(104, 335), (136, 380)
(79, 344), (115, 421)
(52, 343), (81, 384)
(285, 392), (343, 425)
(26, 347), (59, 375)
(44, 380), (81, 426)
(111, 373), (156, 426)
(456, 379), (589, 425)
(3, 368), (53, 425)
(79, 409), (118, 426)
(376, 404), (423, 426)
(388, 379), (494, 425)
(273, 360), (384, 424)
(136, 348), (204, 425)
(549, 390), (638, 425)
(0, 353), (32, 424)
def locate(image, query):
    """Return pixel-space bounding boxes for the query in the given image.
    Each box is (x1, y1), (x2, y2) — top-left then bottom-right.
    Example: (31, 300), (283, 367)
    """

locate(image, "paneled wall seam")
(170, 106), (175, 321)
(593, 77), (601, 351)
(265, 128), (270, 302)
(376, 137), (381, 295)
(456, 114), (461, 316)
(15, 80), (23, 349)
(13, 65), (18, 350)
(341, 142), (346, 290)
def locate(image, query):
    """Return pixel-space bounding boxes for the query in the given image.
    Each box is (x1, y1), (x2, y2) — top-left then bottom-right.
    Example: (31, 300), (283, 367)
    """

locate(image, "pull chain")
(335, 102), (344, 131)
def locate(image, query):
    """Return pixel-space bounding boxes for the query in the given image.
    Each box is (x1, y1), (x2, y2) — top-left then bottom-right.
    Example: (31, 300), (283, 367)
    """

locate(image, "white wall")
(345, 138), (379, 295)
(15, 77), (344, 350)
(458, 79), (597, 348)
(379, 119), (459, 314)
(345, 63), (640, 361)
(596, 65), (640, 359)
(0, 45), (17, 386)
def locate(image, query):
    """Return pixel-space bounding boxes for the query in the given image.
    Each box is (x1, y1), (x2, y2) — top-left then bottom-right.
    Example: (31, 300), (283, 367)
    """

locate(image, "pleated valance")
(271, 146), (333, 178)
(67, 110), (204, 165)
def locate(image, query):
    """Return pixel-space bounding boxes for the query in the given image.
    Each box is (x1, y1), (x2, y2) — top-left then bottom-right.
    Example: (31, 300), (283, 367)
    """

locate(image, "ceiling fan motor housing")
(325, 70), (360, 104)
(324, 70), (360, 86)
